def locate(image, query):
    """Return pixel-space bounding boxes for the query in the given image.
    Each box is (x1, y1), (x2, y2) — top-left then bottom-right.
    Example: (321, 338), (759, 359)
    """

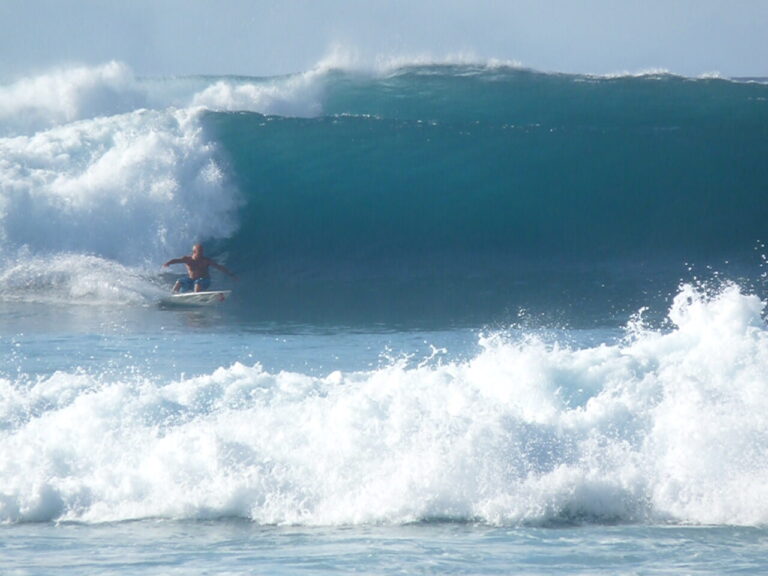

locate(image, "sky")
(1, 0), (766, 80)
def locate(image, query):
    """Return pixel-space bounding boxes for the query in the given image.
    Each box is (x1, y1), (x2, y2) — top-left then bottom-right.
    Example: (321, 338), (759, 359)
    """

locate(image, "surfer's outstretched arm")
(210, 260), (237, 279)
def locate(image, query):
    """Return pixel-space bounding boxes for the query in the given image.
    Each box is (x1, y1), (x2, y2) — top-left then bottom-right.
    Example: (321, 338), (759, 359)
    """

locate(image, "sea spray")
(1, 283), (767, 526)
(0, 251), (159, 305)
(0, 61), (145, 133)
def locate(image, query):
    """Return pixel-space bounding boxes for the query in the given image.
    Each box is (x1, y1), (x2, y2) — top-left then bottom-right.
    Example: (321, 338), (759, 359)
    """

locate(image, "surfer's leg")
(194, 277), (211, 292)
(176, 277), (194, 293)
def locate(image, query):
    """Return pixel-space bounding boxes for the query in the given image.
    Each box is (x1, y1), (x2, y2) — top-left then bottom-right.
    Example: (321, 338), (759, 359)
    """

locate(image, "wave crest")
(0, 61), (145, 134)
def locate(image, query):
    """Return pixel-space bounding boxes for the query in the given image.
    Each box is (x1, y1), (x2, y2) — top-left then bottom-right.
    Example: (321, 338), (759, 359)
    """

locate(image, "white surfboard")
(160, 290), (231, 307)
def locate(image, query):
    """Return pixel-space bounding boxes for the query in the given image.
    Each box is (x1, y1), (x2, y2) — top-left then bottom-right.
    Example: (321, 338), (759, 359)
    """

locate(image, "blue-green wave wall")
(204, 68), (768, 324)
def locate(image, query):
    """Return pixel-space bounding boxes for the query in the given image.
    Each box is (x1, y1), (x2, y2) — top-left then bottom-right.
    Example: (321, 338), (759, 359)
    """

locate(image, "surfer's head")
(192, 243), (204, 259)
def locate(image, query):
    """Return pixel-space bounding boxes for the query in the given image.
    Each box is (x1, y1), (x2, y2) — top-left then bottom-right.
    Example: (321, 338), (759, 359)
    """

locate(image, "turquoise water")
(4, 522), (768, 575)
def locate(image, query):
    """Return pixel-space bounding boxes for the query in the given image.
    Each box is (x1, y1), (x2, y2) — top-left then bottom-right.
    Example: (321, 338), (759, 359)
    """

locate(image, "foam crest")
(1, 284), (767, 525)
(0, 61), (323, 127)
(0, 106), (239, 277)
(190, 73), (325, 116)
(185, 49), (529, 117)
(0, 62), (146, 134)
(313, 43), (524, 75)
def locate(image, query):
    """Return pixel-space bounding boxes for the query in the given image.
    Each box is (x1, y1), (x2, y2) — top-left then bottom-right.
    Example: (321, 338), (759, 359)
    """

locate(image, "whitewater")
(1, 60), (768, 574)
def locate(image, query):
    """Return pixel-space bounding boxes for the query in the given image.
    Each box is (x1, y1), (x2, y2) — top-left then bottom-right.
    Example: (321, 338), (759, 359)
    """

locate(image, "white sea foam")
(0, 251), (161, 305)
(0, 64), (242, 301)
(0, 107), (238, 257)
(188, 47), (526, 116)
(1, 283), (766, 525)
(311, 43), (525, 75)
(0, 62), (146, 134)
(190, 73), (325, 116)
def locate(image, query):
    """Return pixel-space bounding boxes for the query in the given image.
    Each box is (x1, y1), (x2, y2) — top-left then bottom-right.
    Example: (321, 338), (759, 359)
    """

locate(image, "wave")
(0, 61), (766, 322)
(1, 283), (767, 526)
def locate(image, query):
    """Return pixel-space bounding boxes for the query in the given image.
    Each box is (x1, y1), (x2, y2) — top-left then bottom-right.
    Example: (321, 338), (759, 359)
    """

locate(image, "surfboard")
(159, 290), (231, 308)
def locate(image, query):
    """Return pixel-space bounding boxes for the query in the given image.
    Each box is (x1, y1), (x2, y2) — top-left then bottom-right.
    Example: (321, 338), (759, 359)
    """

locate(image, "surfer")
(163, 243), (237, 293)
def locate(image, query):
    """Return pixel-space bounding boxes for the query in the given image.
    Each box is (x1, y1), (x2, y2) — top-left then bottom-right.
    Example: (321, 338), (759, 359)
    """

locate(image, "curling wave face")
(0, 60), (766, 319)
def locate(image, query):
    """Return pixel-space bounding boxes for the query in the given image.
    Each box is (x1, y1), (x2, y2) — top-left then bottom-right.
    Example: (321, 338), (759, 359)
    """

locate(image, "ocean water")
(1, 60), (768, 574)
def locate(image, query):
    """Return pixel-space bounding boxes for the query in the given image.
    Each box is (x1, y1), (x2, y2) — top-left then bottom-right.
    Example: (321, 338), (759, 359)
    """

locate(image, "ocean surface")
(1, 60), (768, 574)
